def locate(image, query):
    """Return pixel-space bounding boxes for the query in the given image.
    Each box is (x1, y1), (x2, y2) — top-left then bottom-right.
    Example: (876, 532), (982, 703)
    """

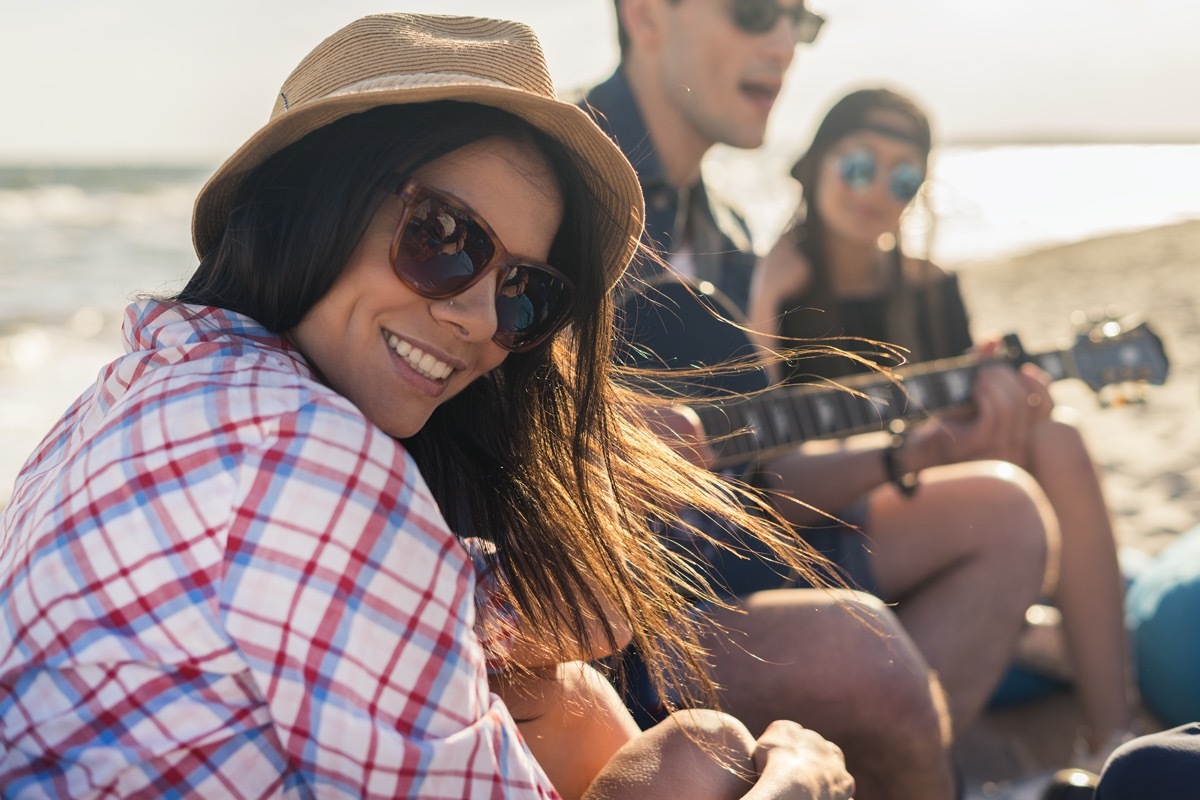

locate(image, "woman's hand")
(748, 720), (855, 799)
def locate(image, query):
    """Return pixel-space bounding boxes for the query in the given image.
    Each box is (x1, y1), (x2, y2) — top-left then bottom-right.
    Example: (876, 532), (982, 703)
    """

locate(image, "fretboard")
(695, 347), (1074, 469)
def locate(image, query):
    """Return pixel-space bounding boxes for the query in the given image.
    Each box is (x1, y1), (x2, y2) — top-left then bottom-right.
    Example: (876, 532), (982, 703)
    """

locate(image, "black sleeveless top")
(776, 254), (973, 383)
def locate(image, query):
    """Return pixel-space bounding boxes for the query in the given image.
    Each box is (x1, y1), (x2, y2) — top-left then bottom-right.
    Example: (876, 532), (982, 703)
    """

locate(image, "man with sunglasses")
(583, 3), (1056, 799)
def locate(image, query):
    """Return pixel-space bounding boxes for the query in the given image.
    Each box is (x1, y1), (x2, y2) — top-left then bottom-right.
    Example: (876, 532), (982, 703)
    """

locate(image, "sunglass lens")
(889, 162), (925, 202)
(397, 197), (494, 296)
(837, 151), (876, 192)
(732, 0), (780, 34)
(395, 188), (572, 352)
(493, 265), (572, 351)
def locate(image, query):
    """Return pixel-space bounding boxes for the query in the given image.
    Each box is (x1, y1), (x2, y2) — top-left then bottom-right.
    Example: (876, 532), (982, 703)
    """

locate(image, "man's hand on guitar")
(643, 404), (717, 470)
(906, 340), (1056, 470)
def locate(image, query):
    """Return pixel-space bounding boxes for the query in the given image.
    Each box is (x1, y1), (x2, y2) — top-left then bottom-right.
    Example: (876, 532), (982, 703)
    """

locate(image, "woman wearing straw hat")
(0, 13), (853, 799)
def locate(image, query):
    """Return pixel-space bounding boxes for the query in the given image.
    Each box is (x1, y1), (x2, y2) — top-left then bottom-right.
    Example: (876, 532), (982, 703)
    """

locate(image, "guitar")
(618, 279), (1170, 470)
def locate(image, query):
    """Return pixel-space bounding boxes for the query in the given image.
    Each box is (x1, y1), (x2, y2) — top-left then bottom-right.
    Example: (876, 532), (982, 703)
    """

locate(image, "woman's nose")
(430, 272), (499, 341)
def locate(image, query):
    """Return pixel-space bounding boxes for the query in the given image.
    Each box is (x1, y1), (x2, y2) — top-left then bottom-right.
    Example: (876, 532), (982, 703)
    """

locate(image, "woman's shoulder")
(759, 231), (815, 290)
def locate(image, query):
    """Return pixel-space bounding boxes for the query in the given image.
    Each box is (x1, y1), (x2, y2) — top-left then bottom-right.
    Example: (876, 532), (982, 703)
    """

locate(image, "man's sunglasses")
(389, 180), (575, 353)
(731, 0), (826, 45)
(830, 150), (926, 203)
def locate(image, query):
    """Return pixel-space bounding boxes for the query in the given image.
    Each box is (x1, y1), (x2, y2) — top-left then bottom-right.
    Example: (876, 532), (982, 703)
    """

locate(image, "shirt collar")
(581, 68), (669, 191)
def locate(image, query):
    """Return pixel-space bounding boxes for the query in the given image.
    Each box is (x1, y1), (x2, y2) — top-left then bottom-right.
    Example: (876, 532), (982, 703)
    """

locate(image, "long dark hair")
(178, 100), (828, 708)
(777, 88), (932, 379)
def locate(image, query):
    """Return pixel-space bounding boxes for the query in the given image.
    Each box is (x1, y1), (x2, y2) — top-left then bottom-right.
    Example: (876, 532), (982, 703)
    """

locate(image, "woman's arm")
(748, 236), (814, 382)
(220, 401), (555, 797)
(761, 434), (899, 525)
(468, 535), (634, 670)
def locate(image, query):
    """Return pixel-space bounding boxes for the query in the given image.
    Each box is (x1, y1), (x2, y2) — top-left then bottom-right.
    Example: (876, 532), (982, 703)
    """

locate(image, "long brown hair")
(182, 101), (827, 710)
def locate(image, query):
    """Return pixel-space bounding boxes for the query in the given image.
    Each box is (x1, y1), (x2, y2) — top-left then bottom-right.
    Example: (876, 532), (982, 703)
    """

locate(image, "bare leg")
(865, 461), (1052, 732)
(582, 709), (759, 800)
(704, 588), (957, 800)
(496, 662), (850, 800)
(1027, 418), (1132, 752)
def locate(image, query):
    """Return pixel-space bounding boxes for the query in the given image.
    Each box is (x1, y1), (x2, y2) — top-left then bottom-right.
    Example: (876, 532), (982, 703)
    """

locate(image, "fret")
(811, 393), (841, 436)
(743, 401), (768, 451)
(838, 391), (865, 432)
(1033, 351), (1068, 382)
(942, 368), (974, 405)
(901, 375), (929, 413)
(929, 369), (952, 409)
(767, 398), (794, 451)
(862, 382), (894, 426)
(724, 403), (755, 459)
(783, 389), (809, 444)
(687, 324), (1163, 469)
(794, 387), (820, 439)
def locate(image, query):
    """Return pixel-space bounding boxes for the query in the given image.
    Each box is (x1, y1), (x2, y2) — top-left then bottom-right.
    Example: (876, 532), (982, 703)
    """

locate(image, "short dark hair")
(613, 0), (683, 61)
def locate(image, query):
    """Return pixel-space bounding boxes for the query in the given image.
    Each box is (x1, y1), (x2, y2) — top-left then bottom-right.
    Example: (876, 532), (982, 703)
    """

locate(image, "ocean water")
(3, 145), (1200, 502)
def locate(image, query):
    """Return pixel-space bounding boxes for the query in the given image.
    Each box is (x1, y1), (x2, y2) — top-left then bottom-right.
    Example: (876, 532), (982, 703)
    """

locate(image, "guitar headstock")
(1065, 313), (1170, 396)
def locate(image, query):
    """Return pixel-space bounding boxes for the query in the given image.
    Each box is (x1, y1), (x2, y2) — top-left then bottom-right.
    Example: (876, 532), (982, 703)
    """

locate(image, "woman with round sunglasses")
(748, 87), (1135, 769)
(0, 13), (857, 800)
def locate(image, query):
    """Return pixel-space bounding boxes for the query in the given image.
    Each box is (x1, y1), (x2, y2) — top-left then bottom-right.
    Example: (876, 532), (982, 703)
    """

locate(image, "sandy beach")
(950, 220), (1200, 793)
(959, 220), (1200, 557)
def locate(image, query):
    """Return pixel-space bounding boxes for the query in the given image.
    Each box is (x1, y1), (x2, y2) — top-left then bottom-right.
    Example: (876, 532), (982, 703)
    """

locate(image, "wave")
(0, 165), (206, 230)
(0, 166), (201, 327)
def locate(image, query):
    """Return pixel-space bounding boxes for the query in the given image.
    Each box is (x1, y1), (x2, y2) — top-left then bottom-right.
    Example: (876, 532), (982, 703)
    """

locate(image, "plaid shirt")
(0, 301), (557, 799)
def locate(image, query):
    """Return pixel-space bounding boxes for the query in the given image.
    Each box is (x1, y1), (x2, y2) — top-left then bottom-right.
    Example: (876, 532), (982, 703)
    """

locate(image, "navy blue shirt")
(582, 69), (767, 398)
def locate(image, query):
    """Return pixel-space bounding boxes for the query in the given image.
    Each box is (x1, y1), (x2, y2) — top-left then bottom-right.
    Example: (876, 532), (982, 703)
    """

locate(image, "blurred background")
(2, 0), (1199, 505)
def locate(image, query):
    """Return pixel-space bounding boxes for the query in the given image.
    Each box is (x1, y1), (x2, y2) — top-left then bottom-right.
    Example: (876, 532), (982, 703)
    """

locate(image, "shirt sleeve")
(218, 399), (557, 799)
(460, 537), (520, 672)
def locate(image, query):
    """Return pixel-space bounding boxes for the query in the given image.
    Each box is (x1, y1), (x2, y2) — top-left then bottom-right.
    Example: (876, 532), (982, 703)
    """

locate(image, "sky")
(1, 0), (1198, 163)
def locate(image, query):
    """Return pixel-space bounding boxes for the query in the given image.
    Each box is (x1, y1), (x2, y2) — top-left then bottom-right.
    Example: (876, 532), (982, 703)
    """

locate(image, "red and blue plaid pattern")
(0, 301), (557, 799)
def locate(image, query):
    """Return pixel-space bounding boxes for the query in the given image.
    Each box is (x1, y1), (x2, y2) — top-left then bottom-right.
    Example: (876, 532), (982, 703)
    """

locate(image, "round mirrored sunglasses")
(389, 179), (575, 353)
(831, 150), (925, 203)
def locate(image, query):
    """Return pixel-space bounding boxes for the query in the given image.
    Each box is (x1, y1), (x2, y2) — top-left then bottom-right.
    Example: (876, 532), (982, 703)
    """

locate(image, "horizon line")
(2, 134), (1200, 168)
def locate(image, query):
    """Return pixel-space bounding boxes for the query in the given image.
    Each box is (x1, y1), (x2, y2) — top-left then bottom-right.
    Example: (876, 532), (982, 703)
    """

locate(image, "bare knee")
(825, 592), (952, 750)
(1032, 417), (1094, 471)
(583, 710), (756, 800)
(957, 462), (1053, 587)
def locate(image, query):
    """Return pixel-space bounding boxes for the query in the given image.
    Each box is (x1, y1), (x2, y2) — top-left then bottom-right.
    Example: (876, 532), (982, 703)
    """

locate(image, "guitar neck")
(696, 346), (1075, 469)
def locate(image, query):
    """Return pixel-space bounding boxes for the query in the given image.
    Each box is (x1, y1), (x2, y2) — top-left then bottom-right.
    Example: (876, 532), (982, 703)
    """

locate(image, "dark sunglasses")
(831, 149), (925, 203)
(731, 0), (826, 44)
(389, 180), (575, 353)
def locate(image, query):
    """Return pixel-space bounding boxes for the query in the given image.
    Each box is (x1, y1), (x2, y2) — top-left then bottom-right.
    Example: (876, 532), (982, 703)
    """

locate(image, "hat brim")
(192, 79), (644, 291)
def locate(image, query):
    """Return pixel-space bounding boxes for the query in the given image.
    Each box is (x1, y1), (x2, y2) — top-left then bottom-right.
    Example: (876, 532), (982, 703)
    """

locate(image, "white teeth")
(386, 333), (453, 380)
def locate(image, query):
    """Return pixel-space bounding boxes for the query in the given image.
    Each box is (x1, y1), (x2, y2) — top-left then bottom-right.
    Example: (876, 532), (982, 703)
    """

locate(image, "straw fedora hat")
(192, 13), (644, 289)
